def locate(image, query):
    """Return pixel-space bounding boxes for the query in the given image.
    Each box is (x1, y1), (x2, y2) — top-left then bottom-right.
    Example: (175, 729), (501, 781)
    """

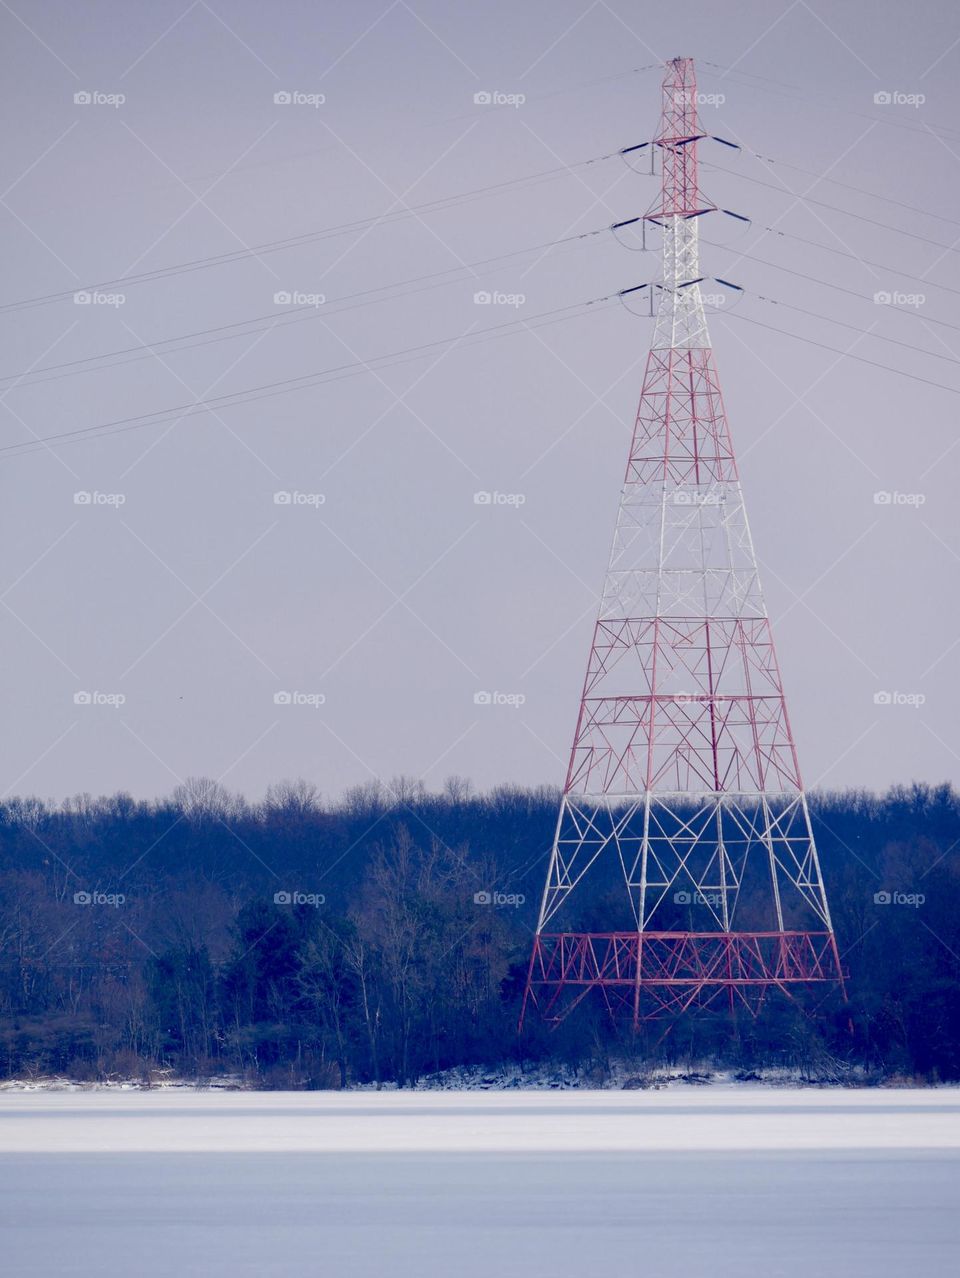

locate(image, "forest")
(0, 777), (958, 1087)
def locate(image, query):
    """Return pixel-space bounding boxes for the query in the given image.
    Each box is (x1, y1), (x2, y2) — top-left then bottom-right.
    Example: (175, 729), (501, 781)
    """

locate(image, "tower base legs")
(519, 931), (846, 1028)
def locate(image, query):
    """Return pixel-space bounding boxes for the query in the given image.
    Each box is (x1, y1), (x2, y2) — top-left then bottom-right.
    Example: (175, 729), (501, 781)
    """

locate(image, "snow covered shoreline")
(0, 1063), (947, 1093)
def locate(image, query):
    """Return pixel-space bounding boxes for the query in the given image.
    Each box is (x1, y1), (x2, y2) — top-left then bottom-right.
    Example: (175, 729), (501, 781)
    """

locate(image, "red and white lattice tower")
(521, 57), (845, 1027)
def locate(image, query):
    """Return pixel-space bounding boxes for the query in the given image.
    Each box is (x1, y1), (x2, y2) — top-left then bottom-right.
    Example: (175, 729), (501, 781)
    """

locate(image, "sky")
(1, 0), (958, 803)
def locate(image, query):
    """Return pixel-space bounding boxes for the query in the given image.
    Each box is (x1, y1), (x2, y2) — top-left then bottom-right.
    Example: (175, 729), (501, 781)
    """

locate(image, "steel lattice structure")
(521, 57), (845, 1028)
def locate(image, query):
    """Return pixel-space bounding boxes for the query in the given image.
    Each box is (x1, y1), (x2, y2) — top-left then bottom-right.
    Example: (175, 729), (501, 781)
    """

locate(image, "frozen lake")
(1, 1088), (958, 1276)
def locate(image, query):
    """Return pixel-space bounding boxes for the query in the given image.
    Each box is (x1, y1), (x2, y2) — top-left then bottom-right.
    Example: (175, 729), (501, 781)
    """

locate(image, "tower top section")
(655, 57), (705, 219)
(650, 58), (711, 350)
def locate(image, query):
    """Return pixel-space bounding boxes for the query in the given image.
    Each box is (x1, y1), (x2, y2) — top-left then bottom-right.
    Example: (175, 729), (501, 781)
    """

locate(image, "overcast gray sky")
(1, 0), (958, 803)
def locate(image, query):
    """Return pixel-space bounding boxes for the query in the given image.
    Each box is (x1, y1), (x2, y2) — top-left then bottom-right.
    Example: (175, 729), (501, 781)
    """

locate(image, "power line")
(701, 236), (960, 336)
(9, 123), (957, 341)
(621, 119), (960, 233)
(8, 60), (959, 332)
(0, 296), (620, 460)
(9, 221), (959, 398)
(11, 207), (960, 395)
(733, 225), (960, 300)
(8, 281), (960, 463)
(727, 150), (960, 231)
(0, 152), (621, 316)
(619, 142), (960, 277)
(0, 230), (604, 388)
(716, 309), (960, 397)
(702, 161), (960, 259)
(630, 282), (960, 371)
(700, 60), (960, 147)
(750, 295), (960, 366)
(162, 64), (663, 192)
(6, 56), (958, 455)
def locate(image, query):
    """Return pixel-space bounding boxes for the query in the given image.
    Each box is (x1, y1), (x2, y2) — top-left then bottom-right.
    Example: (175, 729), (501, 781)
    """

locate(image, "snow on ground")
(0, 1061), (871, 1092)
(2, 1090), (958, 1276)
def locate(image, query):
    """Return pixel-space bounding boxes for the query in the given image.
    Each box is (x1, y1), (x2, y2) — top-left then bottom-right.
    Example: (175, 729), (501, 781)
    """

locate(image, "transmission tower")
(521, 57), (845, 1028)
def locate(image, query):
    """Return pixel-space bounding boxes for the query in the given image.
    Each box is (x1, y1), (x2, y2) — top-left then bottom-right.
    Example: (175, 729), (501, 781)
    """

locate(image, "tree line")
(1, 777), (958, 1086)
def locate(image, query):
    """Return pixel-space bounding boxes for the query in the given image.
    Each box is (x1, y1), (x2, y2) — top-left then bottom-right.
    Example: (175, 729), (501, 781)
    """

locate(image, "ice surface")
(1, 1089), (957, 1276)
